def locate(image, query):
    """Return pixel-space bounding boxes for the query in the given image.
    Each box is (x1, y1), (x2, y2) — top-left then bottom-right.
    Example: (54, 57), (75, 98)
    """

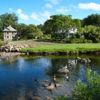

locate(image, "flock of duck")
(42, 57), (91, 94)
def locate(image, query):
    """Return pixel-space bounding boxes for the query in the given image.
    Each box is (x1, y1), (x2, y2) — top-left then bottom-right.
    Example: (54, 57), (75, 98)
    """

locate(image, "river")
(0, 55), (100, 100)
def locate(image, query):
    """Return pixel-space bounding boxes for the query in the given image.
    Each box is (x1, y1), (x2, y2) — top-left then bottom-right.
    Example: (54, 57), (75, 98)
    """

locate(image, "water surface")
(0, 55), (100, 100)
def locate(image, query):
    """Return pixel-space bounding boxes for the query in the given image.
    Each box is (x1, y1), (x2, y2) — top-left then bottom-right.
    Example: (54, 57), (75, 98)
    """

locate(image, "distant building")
(68, 27), (77, 34)
(68, 27), (77, 38)
(3, 25), (17, 41)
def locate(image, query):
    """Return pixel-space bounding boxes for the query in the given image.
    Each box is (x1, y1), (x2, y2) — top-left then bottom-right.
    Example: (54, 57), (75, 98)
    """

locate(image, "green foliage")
(54, 96), (67, 100)
(82, 14), (100, 26)
(44, 14), (72, 35)
(0, 40), (3, 46)
(21, 43), (100, 54)
(77, 25), (100, 43)
(0, 13), (18, 39)
(39, 34), (51, 40)
(0, 13), (18, 30)
(17, 24), (43, 39)
(73, 69), (100, 100)
(0, 13), (99, 43)
(25, 24), (43, 39)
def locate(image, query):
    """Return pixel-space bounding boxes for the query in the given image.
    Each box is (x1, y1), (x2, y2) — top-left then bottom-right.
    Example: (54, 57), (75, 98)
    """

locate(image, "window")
(7, 36), (9, 38)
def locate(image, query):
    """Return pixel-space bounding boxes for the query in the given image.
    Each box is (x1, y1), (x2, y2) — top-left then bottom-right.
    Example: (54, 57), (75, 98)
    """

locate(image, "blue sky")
(0, 0), (100, 25)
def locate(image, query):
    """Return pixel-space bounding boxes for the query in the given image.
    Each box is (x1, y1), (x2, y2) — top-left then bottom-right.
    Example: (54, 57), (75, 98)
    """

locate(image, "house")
(67, 27), (77, 38)
(3, 25), (17, 41)
(68, 27), (77, 34)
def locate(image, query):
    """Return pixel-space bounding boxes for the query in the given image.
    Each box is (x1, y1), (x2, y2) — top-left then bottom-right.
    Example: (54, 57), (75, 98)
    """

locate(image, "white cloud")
(45, 0), (62, 9)
(78, 2), (100, 11)
(31, 12), (39, 20)
(45, 3), (53, 9)
(9, 8), (13, 12)
(41, 11), (50, 19)
(17, 9), (22, 14)
(31, 11), (51, 24)
(47, 0), (61, 5)
(56, 7), (71, 13)
(17, 9), (29, 20)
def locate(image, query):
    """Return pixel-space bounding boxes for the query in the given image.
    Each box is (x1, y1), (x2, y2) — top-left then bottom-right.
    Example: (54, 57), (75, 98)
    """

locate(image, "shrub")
(73, 69), (100, 100)
(54, 96), (67, 100)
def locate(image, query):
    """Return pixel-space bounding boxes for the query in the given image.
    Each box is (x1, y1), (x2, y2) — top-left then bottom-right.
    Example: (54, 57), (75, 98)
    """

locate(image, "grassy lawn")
(19, 40), (100, 53)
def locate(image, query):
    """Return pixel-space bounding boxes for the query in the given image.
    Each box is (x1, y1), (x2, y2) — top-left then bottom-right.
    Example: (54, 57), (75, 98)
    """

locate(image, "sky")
(0, 0), (100, 25)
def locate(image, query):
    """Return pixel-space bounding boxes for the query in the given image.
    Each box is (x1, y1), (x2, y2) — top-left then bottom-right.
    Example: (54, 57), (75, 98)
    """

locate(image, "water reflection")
(0, 56), (100, 100)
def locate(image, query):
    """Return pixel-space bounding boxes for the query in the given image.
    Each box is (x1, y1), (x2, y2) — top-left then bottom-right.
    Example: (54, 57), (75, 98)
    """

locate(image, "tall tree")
(82, 14), (100, 26)
(78, 25), (100, 43)
(43, 14), (72, 35)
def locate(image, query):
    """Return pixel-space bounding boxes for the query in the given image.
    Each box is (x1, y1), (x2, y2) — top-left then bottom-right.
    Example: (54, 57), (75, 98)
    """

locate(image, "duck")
(58, 65), (69, 74)
(46, 83), (55, 92)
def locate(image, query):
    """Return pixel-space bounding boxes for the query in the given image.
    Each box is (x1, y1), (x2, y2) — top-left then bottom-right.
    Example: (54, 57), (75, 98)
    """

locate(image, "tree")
(44, 15), (72, 34)
(0, 13), (18, 40)
(17, 24), (43, 39)
(72, 19), (81, 28)
(17, 23), (28, 39)
(81, 25), (100, 43)
(43, 14), (75, 40)
(82, 14), (100, 26)
(0, 13), (18, 29)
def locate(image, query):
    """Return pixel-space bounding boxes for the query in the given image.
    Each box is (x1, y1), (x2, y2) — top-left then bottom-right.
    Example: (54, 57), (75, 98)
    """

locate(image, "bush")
(73, 69), (100, 100)
(63, 38), (93, 43)
(39, 34), (51, 40)
(54, 96), (67, 100)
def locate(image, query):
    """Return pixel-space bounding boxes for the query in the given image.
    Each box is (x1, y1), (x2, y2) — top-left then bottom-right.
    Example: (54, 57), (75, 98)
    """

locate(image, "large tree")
(77, 25), (100, 43)
(43, 14), (81, 40)
(43, 15), (73, 34)
(82, 14), (100, 26)
(0, 13), (18, 29)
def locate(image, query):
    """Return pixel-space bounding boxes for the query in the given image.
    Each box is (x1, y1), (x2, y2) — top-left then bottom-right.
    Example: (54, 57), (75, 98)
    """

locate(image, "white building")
(3, 25), (17, 41)
(68, 27), (77, 38)
(68, 27), (77, 34)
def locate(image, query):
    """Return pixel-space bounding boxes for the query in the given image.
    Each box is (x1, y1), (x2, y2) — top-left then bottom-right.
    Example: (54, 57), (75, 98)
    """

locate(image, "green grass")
(21, 43), (100, 54)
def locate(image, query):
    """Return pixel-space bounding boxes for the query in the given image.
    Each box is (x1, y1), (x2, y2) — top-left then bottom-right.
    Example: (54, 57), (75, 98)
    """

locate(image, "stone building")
(3, 25), (17, 41)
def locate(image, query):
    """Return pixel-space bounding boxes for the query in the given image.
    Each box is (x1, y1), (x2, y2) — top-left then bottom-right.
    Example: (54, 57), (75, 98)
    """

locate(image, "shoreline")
(0, 42), (100, 57)
(0, 50), (100, 59)
(23, 51), (100, 56)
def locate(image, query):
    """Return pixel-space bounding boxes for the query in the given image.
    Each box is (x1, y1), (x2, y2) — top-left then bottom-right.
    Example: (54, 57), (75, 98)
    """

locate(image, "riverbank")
(0, 52), (25, 60)
(0, 40), (100, 56)
(21, 43), (100, 55)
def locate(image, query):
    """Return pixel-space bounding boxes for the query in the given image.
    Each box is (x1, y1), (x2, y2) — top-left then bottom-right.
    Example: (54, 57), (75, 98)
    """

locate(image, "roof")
(3, 25), (17, 32)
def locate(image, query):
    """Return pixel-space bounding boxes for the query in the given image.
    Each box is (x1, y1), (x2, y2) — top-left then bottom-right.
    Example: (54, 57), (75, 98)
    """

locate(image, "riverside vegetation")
(0, 12), (100, 100)
(54, 69), (100, 100)
(1, 40), (100, 55)
(21, 42), (100, 55)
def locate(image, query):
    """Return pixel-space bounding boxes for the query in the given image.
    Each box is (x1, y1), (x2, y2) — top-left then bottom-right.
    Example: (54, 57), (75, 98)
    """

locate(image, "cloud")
(45, 0), (62, 9)
(47, 0), (61, 5)
(17, 9), (29, 20)
(31, 12), (39, 20)
(9, 8), (14, 12)
(56, 7), (71, 13)
(41, 11), (50, 19)
(45, 3), (53, 9)
(78, 2), (100, 11)
(31, 11), (51, 24)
